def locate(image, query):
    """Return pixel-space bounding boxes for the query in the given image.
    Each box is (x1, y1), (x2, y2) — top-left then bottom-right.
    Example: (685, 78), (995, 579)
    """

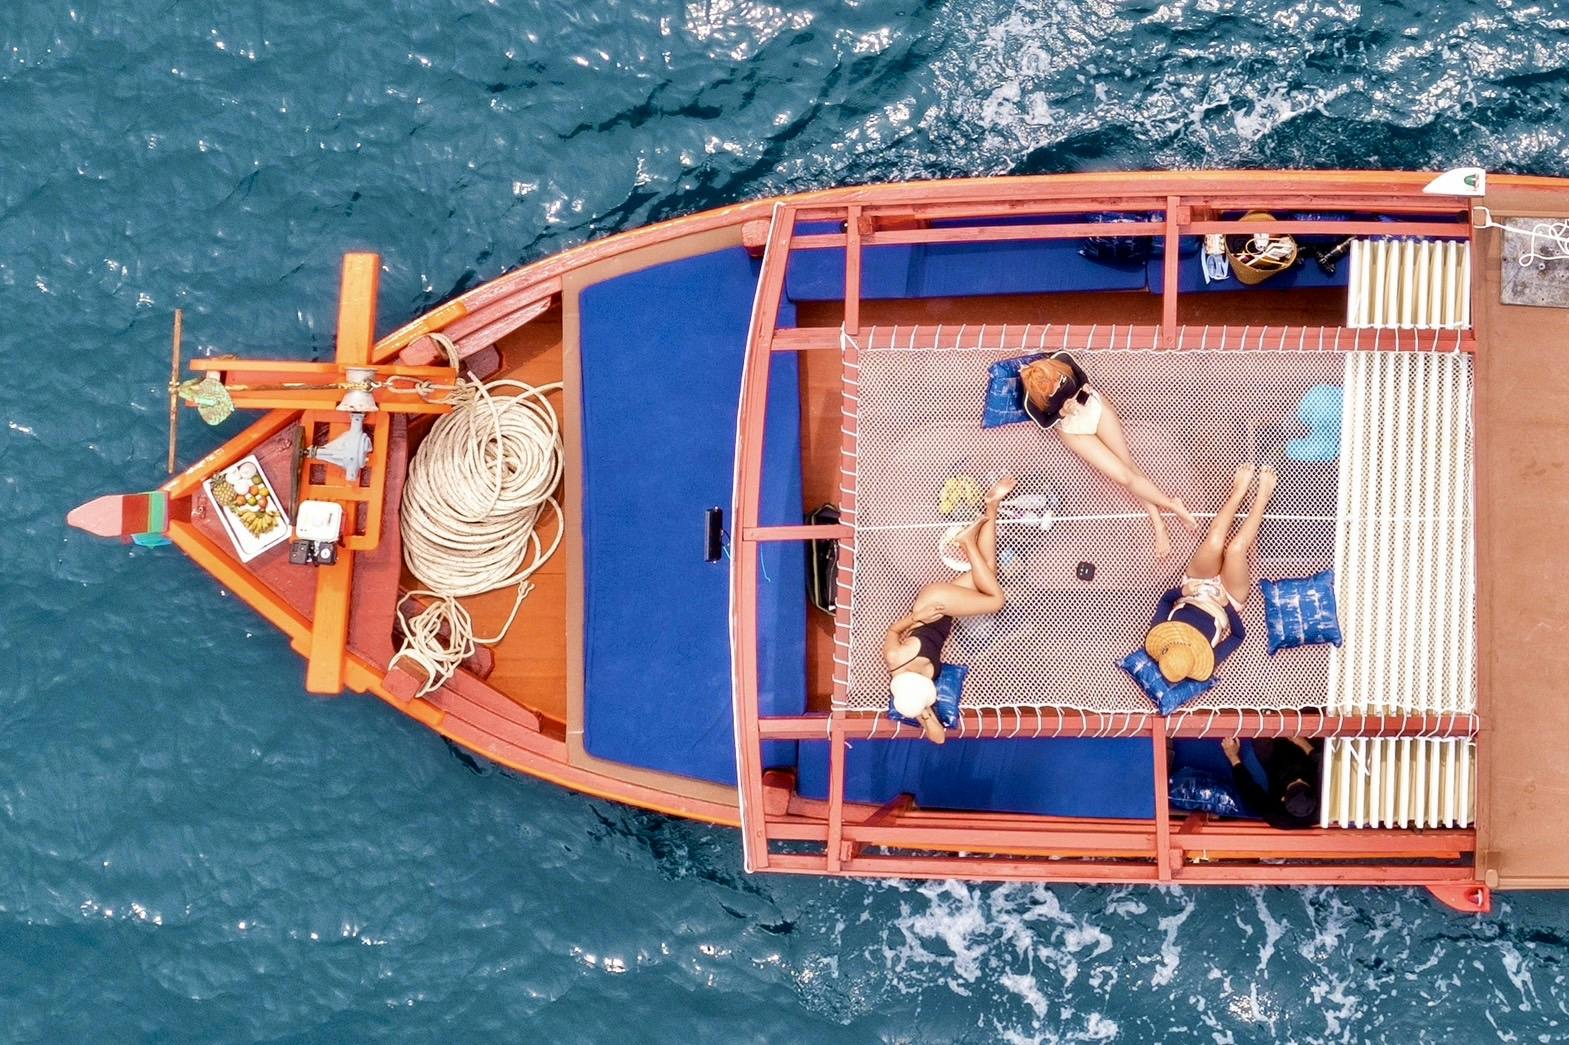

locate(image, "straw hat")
(1145, 621), (1215, 683)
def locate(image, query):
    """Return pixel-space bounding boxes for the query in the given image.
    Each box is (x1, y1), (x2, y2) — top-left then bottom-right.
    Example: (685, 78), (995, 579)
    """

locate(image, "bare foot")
(984, 476), (1017, 508)
(1255, 465), (1278, 503)
(1150, 519), (1173, 563)
(917, 707), (947, 745)
(1170, 497), (1200, 533)
(1233, 462), (1257, 491)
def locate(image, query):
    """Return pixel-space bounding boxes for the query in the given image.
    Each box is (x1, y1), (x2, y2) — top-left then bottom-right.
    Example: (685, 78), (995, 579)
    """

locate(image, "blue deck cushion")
(887, 663), (968, 729)
(1261, 570), (1343, 654)
(1121, 649), (1215, 715)
(579, 247), (806, 786)
(982, 352), (1050, 428)
(797, 737), (1155, 819)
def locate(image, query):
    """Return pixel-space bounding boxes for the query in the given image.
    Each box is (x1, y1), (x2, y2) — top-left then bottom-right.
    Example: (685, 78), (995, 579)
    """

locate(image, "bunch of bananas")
(210, 473), (280, 536)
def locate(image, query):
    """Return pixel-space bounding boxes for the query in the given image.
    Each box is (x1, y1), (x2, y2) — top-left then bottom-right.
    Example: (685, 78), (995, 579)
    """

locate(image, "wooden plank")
(1187, 219), (1469, 238)
(1472, 181), (1569, 889)
(773, 323), (1474, 354)
(304, 552), (354, 693)
(1154, 717), (1173, 879)
(826, 714), (847, 871)
(742, 523), (851, 542)
(1162, 195), (1180, 346)
(335, 252), (380, 367)
(844, 204), (862, 337)
(756, 710), (1478, 740)
(731, 204), (799, 869)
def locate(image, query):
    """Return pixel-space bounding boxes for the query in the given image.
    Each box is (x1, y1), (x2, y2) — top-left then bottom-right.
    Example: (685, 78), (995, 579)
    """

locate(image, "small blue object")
(1120, 649), (1214, 715)
(888, 663), (968, 728)
(981, 352), (1049, 428)
(1261, 570), (1343, 654)
(1168, 767), (1250, 818)
(1286, 384), (1343, 462)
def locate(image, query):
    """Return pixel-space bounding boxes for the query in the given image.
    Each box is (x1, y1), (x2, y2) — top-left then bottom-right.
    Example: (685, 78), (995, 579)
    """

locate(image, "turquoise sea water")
(5, 0), (1569, 1040)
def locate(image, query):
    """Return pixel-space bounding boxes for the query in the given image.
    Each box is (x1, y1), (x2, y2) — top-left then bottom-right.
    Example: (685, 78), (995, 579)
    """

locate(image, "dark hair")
(1282, 780), (1317, 819)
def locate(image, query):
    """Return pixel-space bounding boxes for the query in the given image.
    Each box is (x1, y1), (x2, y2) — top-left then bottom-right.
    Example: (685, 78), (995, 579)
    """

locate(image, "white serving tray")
(203, 454), (292, 562)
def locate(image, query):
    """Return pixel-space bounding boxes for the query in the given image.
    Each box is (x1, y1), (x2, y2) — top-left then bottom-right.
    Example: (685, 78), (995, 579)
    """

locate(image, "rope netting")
(834, 328), (1474, 719)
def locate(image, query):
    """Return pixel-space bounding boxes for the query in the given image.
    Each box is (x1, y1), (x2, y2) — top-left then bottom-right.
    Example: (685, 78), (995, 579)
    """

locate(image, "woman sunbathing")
(1020, 353), (1197, 561)
(883, 476), (1014, 744)
(1145, 462), (1277, 683)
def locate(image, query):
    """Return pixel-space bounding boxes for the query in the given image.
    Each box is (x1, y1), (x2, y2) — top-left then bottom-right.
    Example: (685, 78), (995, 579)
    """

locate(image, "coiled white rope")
(391, 334), (564, 696)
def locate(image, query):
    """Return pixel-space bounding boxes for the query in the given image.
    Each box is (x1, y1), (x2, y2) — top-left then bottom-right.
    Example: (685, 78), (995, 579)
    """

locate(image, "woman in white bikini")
(1019, 353), (1197, 561)
(1145, 462), (1278, 683)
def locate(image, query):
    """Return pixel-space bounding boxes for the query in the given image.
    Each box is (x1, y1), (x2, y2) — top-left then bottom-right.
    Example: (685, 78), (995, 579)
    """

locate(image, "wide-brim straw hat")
(1145, 620), (1215, 683)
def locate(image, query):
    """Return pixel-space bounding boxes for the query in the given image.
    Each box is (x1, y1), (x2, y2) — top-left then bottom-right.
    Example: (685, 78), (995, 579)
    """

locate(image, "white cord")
(1475, 207), (1569, 264)
(392, 348), (564, 696)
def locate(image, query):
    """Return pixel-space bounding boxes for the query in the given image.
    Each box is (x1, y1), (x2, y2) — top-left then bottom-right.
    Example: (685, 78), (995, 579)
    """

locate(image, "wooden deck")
(1474, 182), (1569, 889)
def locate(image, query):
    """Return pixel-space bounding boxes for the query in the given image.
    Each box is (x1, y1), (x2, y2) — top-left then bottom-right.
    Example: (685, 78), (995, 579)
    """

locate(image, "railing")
(728, 177), (1486, 904)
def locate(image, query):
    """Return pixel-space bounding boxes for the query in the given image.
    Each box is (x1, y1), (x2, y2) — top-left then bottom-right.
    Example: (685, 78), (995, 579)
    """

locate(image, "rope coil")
(391, 334), (564, 696)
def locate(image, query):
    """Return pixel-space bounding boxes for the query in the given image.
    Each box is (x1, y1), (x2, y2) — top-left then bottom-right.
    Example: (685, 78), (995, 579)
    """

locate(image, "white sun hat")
(890, 671), (938, 718)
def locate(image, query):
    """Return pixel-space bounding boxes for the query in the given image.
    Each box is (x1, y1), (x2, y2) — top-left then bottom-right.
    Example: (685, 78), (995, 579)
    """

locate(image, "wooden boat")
(69, 170), (1569, 912)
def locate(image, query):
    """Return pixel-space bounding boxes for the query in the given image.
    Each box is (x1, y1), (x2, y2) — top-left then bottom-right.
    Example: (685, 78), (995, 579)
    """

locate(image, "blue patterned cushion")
(887, 663), (968, 728)
(1261, 570), (1343, 654)
(981, 352), (1050, 428)
(1168, 767), (1250, 818)
(1120, 649), (1214, 715)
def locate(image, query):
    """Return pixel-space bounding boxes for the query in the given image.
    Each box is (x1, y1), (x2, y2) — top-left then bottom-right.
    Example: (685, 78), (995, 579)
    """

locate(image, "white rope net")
(834, 329), (1474, 718)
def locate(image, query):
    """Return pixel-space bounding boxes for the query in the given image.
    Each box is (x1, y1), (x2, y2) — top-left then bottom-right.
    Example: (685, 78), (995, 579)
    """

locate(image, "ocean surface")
(4, 0), (1568, 1040)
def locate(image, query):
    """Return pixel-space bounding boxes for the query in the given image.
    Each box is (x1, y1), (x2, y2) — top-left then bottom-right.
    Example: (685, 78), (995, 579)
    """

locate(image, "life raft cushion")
(1261, 570), (1343, 654)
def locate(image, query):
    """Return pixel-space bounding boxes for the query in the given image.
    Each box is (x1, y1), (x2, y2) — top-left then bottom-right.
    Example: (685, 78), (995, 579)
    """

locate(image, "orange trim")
(731, 205), (799, 868)
(1162, 196), (1180, 345)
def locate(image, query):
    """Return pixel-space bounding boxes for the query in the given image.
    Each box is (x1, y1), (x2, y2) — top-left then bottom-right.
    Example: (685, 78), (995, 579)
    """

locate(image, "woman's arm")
(882, 614), (920, 669)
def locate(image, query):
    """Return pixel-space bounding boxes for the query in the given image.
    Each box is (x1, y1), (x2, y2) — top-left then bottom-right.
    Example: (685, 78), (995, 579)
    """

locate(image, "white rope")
(391, 335), (564, 696)
(1475, 206), (1569, 264)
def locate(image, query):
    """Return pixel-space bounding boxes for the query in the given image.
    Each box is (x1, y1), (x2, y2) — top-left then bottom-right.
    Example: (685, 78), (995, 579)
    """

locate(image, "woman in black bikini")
(883, 476), (1014, 744)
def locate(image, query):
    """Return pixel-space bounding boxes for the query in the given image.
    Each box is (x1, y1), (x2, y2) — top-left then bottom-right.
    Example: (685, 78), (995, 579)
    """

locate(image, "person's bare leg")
(1060, 431), (1196, 537)
(915, 478), (1010, 618)
(1095, 404), (1199, 545)
(958, 486), (1004, 601)
(1221, 465), (1276, 601)
(1188, 463), (1255, 579)
(916, 706), (947, 744)
(1092, 408), (1172, 560)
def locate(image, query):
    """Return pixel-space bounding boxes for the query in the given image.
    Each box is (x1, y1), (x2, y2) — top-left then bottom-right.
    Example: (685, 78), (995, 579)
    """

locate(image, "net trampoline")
(833, 327), (1475, 720)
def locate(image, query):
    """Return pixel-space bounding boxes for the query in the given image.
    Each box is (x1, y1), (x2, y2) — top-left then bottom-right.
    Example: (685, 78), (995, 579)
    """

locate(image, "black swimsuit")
(897, 615), (954, 672)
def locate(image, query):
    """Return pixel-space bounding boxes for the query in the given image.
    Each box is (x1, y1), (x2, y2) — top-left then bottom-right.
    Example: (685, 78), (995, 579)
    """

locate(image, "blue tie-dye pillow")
(1260, 570), (1344, 654)
(1120, 649), (1215, 715)
(981, 352), (1050, 428)
(887, 663), (968, 728)
(1168, 767), (1252, 818)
